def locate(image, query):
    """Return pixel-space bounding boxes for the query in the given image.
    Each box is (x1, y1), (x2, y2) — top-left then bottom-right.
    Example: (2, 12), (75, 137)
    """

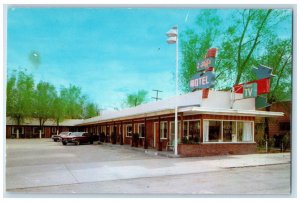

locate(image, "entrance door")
(154, 122), (159, 149)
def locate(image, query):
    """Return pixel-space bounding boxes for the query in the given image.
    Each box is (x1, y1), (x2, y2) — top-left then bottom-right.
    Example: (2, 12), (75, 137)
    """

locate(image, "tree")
(257, 37), (292, 145)
(180, 9), (221, 92)
(83, 102), (99, 118)
(6, 70), (35, 138)
(60, 85), (85, 119)
(258, 38), (292, 103)
(180, 9), (291, 91)
(51, 94), (66, 134)
(124, 90), (148, 107)
(32, 81), (57, 138)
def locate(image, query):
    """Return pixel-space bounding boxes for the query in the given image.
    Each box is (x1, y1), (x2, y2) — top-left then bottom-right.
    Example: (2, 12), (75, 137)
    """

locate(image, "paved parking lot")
(5, 139), (291, 196)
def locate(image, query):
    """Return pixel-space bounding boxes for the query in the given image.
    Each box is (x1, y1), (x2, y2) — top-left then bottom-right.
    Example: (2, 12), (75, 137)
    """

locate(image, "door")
(154, 122), (159, 149)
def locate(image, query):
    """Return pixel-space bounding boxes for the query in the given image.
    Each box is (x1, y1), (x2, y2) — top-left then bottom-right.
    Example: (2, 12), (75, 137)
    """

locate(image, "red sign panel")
(233, 78), (270, 95)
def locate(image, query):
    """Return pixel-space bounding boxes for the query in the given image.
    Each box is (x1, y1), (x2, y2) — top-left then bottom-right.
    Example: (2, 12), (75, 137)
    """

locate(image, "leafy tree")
(60, 85), (85, 119)
(258, 38), (292, 103)
(6, 70), (35, 138)
(180, 9), (291, 91)
(124, 90), (148, 107)
(32, 81), (57, 138)
(51, 94), (66, 134)
(180, 9), (220, 92)
(83, 102), (99, 118)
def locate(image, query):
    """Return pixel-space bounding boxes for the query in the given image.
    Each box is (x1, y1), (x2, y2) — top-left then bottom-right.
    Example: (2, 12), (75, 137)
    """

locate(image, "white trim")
(160, 121), (168, 139)
(138, 123), (145, 138)
(125, 124), (133, 138)
(12, 127), (24, 134)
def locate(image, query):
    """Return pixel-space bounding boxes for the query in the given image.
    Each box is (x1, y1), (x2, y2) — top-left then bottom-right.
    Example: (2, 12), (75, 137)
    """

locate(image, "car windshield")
(59, 132), (70, 136)
(71, 132), (85, 137)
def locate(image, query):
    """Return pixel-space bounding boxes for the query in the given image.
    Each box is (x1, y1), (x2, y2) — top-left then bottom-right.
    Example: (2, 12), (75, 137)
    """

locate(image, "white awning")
(179, 107), (284, 117)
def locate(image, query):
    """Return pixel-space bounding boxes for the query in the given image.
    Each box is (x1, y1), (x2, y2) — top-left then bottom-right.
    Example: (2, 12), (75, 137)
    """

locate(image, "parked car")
(61, 132), (94, 145)
(51, 131), (71, 142)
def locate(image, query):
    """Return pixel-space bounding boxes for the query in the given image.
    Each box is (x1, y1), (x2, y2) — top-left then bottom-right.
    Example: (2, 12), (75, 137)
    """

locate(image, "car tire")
(54, 139), (57, 142)
(62, 141), (67, 145)
(90, 140), (93, 144)
(75, 141), (80, 145)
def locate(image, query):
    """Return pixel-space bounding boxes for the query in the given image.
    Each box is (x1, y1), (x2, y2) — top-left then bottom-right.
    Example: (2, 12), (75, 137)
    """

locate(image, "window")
(33, 127), (44, 134)
(101, 126), (106, 133)
(223, 121), (237, 142)
(204, 120), (254, 143)
(126, 125), (133, 137)
(160, 122), (168, 139)
(279, 122), (290, 131)
(51, 127), (57, 134)
(12, 127), (24, 134)
(170, 122), (181, 144)
(182, 120), (200, 143)
(138, 123), (145, 138)
(110, 125), (114, 135)
(237, 122), (253, 142)
(208, 121), (222, 142)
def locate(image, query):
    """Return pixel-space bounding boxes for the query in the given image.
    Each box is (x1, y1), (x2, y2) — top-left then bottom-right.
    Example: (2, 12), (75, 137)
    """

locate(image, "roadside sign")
(190, 71), (215, 91)
(243, 83), (257, 98)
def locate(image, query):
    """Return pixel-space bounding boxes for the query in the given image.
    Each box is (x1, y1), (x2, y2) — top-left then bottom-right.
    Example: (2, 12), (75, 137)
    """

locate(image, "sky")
(6, 7), (292, 110)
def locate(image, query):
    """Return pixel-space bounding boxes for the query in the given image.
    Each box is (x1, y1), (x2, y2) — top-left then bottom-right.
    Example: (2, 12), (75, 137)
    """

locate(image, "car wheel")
(62, 141), (67, 145)
(75, 141), (80, 145)
(54, 139), (57, 142)
(90, 140), (94, 144)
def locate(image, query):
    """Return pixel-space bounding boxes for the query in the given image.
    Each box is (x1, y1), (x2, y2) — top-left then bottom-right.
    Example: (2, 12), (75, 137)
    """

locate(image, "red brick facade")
(178, 143), (257, 157)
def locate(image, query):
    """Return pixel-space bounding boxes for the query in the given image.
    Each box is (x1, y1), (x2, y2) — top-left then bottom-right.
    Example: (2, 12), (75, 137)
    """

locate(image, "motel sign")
(190, 71), (215, 91)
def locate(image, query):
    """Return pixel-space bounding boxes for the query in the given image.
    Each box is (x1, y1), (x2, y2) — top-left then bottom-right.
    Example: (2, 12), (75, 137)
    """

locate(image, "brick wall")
(178, 143), (257, 157)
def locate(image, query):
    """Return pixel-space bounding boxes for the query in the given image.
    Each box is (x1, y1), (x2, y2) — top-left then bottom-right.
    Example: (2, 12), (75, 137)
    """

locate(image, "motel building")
(6, 90), (284, 157)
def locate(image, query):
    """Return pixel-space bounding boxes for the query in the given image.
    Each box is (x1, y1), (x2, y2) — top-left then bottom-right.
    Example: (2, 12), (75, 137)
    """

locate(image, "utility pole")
(152, 89), (162, 101)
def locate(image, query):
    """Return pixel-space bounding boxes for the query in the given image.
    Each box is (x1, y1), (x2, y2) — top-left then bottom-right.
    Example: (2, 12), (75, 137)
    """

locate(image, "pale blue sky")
(6, 7), (292, 110)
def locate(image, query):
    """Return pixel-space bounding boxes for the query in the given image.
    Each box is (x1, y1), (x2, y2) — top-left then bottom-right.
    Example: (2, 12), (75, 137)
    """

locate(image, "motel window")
(182, 120), (200, 143)
(101, 126), (105, 133)
(237, 122), (253, 142)
(126, 125), (133, 137)
(204, 120), (254, 143)
(110, 125), (114, 135)
(160, 122), (168, 139)
(207, 121), (222, 142)
(170, 122), (181, 144)
(279, 122), (290, 131)
(33, 127), (44, 134)
(138, 123), (145, 138)
(12, 127), (24, 134)
(51, 127), (57, 134)
(223, 121), (237, 142)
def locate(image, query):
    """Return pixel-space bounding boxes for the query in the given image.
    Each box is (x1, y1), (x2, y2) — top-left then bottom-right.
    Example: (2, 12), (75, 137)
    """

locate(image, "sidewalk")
(98, 142), (180, 158)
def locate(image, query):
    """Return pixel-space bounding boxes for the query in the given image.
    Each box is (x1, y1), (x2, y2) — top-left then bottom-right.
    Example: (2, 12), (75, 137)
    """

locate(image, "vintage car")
(61, 132), (94, 145)
(51, 131), (71, 142)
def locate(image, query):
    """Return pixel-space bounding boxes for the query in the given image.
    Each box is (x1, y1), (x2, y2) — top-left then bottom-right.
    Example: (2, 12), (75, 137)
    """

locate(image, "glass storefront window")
(204, 120), (253, 143)
(208, 121), (222, 142)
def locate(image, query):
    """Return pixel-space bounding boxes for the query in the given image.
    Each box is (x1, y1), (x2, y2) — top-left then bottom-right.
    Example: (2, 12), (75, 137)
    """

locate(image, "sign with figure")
(196, 57), (215, 72)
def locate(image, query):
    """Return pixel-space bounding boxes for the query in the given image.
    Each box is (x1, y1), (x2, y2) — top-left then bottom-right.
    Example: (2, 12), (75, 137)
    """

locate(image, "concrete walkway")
(6, 151), (290, 190)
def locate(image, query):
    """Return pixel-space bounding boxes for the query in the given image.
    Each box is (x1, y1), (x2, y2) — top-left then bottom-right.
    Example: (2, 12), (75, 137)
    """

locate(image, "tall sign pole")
(167, 26), (178, 156)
